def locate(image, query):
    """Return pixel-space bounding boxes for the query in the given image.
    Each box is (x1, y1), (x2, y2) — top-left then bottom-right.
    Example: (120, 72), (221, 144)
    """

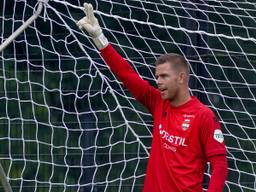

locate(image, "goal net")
(0, 0), (255, 191)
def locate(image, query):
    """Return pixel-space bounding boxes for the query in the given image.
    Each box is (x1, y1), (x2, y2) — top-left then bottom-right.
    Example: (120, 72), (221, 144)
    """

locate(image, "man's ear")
(178, 72), (187, 84)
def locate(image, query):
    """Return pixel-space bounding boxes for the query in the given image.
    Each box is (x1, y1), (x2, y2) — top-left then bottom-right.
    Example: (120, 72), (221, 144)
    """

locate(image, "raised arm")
(77, 3), (161, 113)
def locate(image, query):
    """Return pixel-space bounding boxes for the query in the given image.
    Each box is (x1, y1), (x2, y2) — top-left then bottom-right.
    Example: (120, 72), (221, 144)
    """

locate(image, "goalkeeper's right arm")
(76, 3), (160, 113)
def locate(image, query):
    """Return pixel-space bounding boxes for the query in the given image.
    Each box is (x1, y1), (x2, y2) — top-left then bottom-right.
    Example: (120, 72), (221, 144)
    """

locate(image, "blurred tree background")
(0, 0), (255, 192)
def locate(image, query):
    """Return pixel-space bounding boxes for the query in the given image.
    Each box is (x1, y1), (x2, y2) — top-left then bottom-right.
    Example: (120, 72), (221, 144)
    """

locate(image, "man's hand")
(77, 3), (108, 50)
(77, 3), (102, 38)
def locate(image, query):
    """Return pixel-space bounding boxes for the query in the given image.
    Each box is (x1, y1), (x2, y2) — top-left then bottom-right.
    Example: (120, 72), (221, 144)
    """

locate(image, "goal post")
(0, 0), (256, 192)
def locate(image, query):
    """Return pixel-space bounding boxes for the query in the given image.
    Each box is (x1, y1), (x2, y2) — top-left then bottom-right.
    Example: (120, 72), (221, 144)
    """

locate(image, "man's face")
(155, 62), (179, 100)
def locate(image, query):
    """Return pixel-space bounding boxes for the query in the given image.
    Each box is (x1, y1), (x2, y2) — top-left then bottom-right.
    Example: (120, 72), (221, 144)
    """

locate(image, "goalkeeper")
(77, 3), (228, 192)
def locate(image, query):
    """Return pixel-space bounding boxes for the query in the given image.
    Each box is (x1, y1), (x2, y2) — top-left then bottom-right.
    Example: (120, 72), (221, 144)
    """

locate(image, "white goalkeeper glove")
(77, 3), (109, 50)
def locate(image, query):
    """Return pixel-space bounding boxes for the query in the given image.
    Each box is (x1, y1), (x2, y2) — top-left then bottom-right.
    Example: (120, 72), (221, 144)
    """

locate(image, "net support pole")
(0, 0), (46, 52)
(0, 163), (12, 192)
(0, 1), (47, 191)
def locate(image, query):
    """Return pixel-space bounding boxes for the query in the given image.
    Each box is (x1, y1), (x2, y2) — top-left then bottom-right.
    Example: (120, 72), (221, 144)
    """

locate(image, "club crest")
(182, 119), (190, 130)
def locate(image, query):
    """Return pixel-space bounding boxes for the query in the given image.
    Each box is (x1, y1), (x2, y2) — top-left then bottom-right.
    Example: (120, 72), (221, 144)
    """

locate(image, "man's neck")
(170, 91), (191, 107)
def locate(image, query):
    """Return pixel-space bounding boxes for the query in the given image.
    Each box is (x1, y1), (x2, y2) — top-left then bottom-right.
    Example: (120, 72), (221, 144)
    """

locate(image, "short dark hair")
(155, 53), (190, 75)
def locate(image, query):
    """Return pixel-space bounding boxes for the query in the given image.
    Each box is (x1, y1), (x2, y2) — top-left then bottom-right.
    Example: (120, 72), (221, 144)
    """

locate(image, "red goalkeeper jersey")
(100, 44), (227, 192)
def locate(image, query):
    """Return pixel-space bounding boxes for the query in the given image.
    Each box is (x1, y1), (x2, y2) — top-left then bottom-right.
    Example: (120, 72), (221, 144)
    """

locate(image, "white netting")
(0, 0), (255, 191)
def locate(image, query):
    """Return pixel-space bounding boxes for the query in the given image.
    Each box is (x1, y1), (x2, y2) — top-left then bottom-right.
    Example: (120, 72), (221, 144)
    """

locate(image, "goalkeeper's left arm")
(77, 3), (108, 50)
(76, 3), (160, 113)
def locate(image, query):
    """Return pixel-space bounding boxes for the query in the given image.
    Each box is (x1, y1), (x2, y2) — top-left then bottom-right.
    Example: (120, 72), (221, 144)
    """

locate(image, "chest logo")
(158, 124), (188, 147)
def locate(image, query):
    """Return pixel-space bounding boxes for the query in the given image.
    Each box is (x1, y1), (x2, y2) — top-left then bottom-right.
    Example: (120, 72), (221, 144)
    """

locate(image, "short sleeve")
(200, 109), (227, 159)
